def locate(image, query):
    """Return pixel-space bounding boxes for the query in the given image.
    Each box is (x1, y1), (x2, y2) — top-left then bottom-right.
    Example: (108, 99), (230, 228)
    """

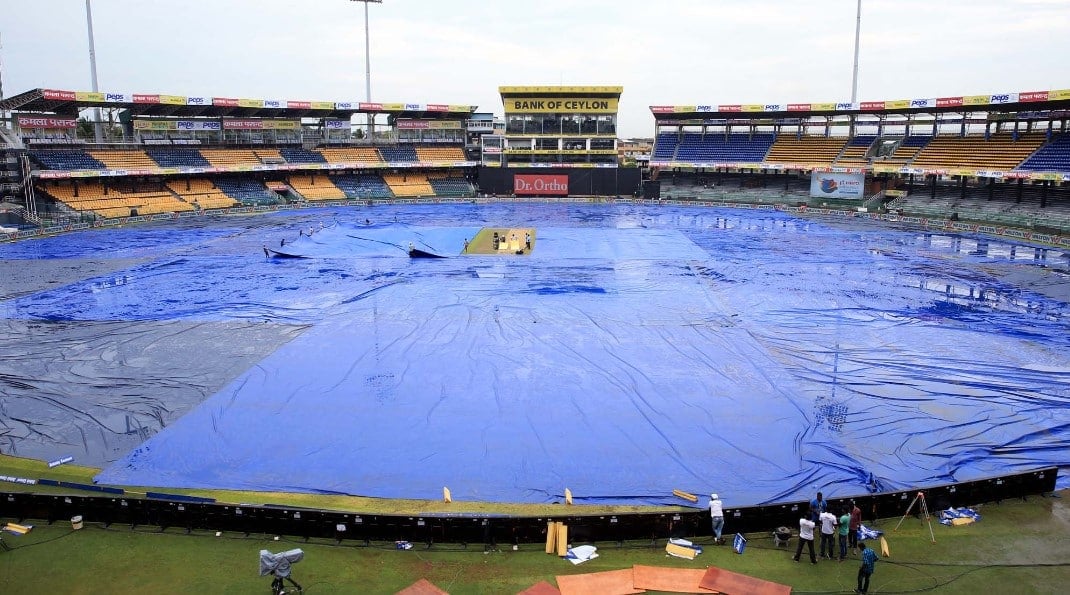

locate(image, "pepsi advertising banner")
(810, 172), (865, 199)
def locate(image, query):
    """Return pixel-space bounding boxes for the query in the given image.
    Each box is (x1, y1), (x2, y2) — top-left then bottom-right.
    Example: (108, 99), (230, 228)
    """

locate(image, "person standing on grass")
(810, 491), (827, 522)
(856, 541), (879, 593)
(849, 500), (862, 551)
(838, 507), (851, 561)
(793, 508), (817, 564)
(709, 493), (725, 545)
(818, 508), (837, 559)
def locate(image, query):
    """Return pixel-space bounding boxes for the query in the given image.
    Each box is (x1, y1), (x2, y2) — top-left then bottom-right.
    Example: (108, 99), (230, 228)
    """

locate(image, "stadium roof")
(0, 88), (477, 120)
(650, 87), (1070, 120)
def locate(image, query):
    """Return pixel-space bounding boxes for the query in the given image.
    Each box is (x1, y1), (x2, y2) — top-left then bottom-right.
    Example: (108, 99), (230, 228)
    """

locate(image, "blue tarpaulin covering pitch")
(1, 204), (1068, 507)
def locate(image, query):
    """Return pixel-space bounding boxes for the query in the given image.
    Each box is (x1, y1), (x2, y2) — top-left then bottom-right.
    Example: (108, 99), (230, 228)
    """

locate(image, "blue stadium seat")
(377, 146), (418, 162)
(279, 148), (328, 164)
(673, 133), (777, 163)
(428, 177), (474, 197)
(214, 178), (280, 205)
(29, 150), (106, 170)
(145, 148), (211, 168)
(1018, 134), (1070, 171)
(330, 174), (394, 199)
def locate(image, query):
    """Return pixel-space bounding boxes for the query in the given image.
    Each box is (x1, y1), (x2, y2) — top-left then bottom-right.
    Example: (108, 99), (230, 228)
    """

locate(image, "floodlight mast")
(85, 0), (103, 143)
(851, 0), (862, 104)
(350, 0), (382, 139)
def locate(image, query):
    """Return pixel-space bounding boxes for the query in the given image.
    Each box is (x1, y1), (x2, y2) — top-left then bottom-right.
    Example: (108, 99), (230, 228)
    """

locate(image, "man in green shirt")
(838, 507), (851, 561)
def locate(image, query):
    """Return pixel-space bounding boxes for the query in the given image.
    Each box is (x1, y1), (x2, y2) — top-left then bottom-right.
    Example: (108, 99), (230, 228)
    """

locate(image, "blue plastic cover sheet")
(0, 204), (1067, 507)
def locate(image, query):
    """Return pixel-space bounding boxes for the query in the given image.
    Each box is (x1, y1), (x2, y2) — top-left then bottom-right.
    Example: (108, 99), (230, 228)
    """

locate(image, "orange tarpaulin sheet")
(631, 565), (711, 593)
(518, 580), (562, 595)
(556, 569), (645, 595)
(395, 578), (450, 595)
(699, 566), (792, 595)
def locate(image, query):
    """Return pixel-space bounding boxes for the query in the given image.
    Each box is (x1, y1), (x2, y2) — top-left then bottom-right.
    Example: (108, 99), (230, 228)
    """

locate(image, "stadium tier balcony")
(88, 149), (158, 170)
(428, 176), (474, 197)
(29, 149), (106, 170)
(835, 135), (877, 166)
(910, 133), (1046, 170)
(653, 133), (679, 160)
(1017, 133), (1070, 172)
(288, 174), (347, 201)
(38, 180), (193, 218)
(414, 146), (467, 162)
(764, 135), (848, 167)
(882, 136), (932, 164)
(318, 147), (383, 164)
(166, 178), (238, 210)
(146, 148), (212, 168)
(378, 146), (419, 163)
(199, 149), (262, 167)
(279, 147), (328, 164)
(382, 172), (434, 197)
(213, 178), (280, 206)
(675, 133), (777, 163)
(330, 174), (394, 199)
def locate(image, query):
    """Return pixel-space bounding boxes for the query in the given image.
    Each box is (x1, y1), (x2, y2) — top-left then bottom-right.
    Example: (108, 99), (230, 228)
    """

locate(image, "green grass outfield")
(2, 455), (1068, 593)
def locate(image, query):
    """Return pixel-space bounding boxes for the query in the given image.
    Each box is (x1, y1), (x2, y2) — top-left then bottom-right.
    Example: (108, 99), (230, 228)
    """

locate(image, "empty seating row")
(910, 133), (1046, 170)
(330, 174), (394, 199)
(166, 178), (239, 209)
(652, 133), (679, 160)
(1017, 134), (1070, 171)
(146, 148), (212, 168)
(674, 133), (777, 163)
(763, 135), (848, 167)
(382, 173), (434, 197)
(88, 149), (158, 169)
(40, 181), (194, 218)
(213, 178), (280, 205)
(428, 176), (473, 197)
(30, 150), (105, 170)
(881, 136), (932, 163)
(835, 136), (876, 166)
(288, 174), (347, 201)
(414, 146), (466, 162)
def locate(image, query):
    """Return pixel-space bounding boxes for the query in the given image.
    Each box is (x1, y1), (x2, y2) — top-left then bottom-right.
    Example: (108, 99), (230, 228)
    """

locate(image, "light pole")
(851, 0), (862, 104)
(350, 0), (382, 140)
(85, 0), (103, 143)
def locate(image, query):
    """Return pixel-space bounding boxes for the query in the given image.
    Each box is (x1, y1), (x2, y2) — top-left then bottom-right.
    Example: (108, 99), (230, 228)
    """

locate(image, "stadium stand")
(414, 146), (466, 162)
(253, 148), (285, 164)
(910, 133), (1046, 170)
(39, 180), (193, 218)
(378, 146), (419, 163)
(427, 175), (474, 197)
(166, 178), (239, 210)
(675, 133), (777, 163)
(330, 174), (394, 199)
(288, 174), (347, 201)
(652, 133), (679, 160)
(146, 148), (212, 168)
(213, 178), (280, 205)
(382, 173), (434, 197)
(198, 149), (262, 167)
(29, 149), (106, 170)
(880, 136), (932, 164)
(279, 147), (328, 164)
(318, 147), (383, 164)
(87, 149), (158, 170)
(1017, 133), (1070, 171)
(835, 135), (876, 166)
(764, 135), (848, 167)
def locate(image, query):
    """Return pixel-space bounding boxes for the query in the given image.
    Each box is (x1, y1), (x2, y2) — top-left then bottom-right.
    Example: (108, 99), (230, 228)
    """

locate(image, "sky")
(2, 0), (1068, 138)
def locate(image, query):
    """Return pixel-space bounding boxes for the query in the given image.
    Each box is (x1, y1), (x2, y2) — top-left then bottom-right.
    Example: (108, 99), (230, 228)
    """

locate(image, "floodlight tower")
(350, 0), (382, 139)
(851, 0), (862, 103)
(85, 0), (103, 143)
